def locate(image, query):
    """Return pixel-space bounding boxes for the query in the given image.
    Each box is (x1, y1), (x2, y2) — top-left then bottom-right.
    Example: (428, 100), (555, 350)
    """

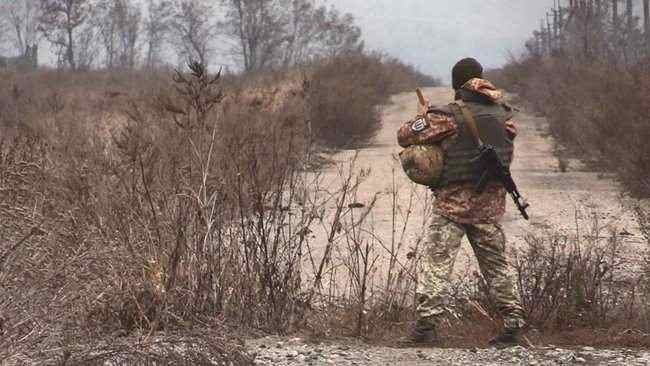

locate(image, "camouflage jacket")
(422, 78), (517, 224)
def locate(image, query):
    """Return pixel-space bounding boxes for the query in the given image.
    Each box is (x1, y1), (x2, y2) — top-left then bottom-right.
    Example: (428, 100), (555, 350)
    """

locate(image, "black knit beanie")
(452, 58), (483, 90)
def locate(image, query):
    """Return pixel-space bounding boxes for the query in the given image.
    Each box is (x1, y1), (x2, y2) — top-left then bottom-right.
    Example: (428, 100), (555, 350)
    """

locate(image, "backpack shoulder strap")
(451, 100), (484, 148)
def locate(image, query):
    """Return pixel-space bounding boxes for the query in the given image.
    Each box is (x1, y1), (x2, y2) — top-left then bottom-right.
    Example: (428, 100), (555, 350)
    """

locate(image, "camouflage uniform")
(417, 213), (526, 329)
(405, 78), (526, 330)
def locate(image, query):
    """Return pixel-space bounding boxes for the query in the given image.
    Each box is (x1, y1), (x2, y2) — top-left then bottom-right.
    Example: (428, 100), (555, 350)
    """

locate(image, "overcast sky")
(323, 0), (556, 82)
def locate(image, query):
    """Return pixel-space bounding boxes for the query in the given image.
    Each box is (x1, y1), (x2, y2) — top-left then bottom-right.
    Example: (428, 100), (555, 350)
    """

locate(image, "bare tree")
(280, 0), (316, 67)
(1, 0), (41, 55)
(75, 20), (99, 69)
(282, 1), (362, 66)
(221, 0), (363, 72)
(613, 0), (619, 31)
(169, 0), (217, 67)
(115, 0), (141, 69)
(221, 0), (290, 72)
(94, 0), (142, 69)
(626, 0), (634, 31)
(596, 0), (603, 15)
(0, 6), (9, 51)
(94, 1), (118, 67)
(644, 0), (650, 47)
(315, 7), (363, 58)
(39, 0), (93, 70)
(144, 0), (173, 69)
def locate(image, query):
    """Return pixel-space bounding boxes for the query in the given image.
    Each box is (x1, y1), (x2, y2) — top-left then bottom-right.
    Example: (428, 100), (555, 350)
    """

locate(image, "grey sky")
(324, 0), (556, 82)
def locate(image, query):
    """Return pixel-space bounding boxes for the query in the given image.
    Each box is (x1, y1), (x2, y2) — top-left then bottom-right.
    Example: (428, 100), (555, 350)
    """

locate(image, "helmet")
(399, 144), (444, 186)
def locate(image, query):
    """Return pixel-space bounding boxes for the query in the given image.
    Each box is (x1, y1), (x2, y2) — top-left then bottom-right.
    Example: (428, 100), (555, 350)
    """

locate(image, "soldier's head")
(452, 58), (483, 90)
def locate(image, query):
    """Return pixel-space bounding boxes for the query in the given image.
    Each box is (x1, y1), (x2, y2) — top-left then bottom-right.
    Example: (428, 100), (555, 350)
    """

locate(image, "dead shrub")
(307, 55), (385, 147)
(455, 217), (650, 347)
(295, 174), (650, 346)
(3, 52), (435, 360)
(307, 53), (440, 148)
(299, 164), (430, 342)
(0, 62), (314, 362)
(514, 230), (638, 330)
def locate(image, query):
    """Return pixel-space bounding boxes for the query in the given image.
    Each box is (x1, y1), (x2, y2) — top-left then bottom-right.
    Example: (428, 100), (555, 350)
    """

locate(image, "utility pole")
(557, 0), (560, 51)
(558, 0), (565, 30)
(626, 0), (634, 32)
(533, 31), (539, 56)
(554, 2), (560, 41)
(541, 19), (549, 56)
(643, 0), (650, 52)
(546, 13), (553, 55)
(613, 0), (619, 31)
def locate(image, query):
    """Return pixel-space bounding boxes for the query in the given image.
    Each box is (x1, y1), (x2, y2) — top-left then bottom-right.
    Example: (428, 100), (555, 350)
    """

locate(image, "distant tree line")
(0, 0), (363, 72)
(527, 0), (650, 65)
(495, 0), (650, 197)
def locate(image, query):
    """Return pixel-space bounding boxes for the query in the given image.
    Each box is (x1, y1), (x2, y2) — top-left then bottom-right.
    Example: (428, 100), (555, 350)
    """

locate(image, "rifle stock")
(416, 88), (427, 107)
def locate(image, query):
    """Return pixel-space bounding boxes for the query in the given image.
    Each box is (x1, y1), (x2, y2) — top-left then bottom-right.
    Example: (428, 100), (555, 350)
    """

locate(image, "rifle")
(474, 145), (530, 220)
(456, 101), (530, 220)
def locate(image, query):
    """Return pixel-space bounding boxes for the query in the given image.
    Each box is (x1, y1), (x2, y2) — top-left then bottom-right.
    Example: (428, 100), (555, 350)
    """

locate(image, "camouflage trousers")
(416, 214), (526, 330)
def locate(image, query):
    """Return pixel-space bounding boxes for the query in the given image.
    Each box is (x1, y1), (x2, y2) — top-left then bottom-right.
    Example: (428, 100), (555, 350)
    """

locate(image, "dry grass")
(451, 216), (650, 348)
(300, 163), (430, 341)
(301, 192), (650, 347)
(0, 55), (437, 362)
(308, 53), (441, 148)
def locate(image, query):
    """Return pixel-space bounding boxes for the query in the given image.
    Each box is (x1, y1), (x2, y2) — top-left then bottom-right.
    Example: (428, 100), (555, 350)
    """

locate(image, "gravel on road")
(247, 336), (650, 366)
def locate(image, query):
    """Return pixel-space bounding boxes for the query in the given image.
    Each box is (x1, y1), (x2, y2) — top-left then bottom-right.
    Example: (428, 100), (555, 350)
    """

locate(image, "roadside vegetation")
(0, 57), (438, 364)
(0, 1), (439, 363)
(489, 1), (650, 199)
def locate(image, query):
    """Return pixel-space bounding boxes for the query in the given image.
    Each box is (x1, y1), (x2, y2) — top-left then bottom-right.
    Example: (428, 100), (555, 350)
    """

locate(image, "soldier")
(398, 58), (526, 347)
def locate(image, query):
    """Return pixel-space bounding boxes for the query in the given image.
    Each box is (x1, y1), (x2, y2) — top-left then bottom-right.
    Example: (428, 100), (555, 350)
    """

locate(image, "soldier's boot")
(398, 319), (441, 347)
(488, 327), (522, 349)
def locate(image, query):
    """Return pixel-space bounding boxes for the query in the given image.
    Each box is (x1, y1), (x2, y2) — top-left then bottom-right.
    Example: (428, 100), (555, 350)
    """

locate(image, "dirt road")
(250, 335), (650, 365)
